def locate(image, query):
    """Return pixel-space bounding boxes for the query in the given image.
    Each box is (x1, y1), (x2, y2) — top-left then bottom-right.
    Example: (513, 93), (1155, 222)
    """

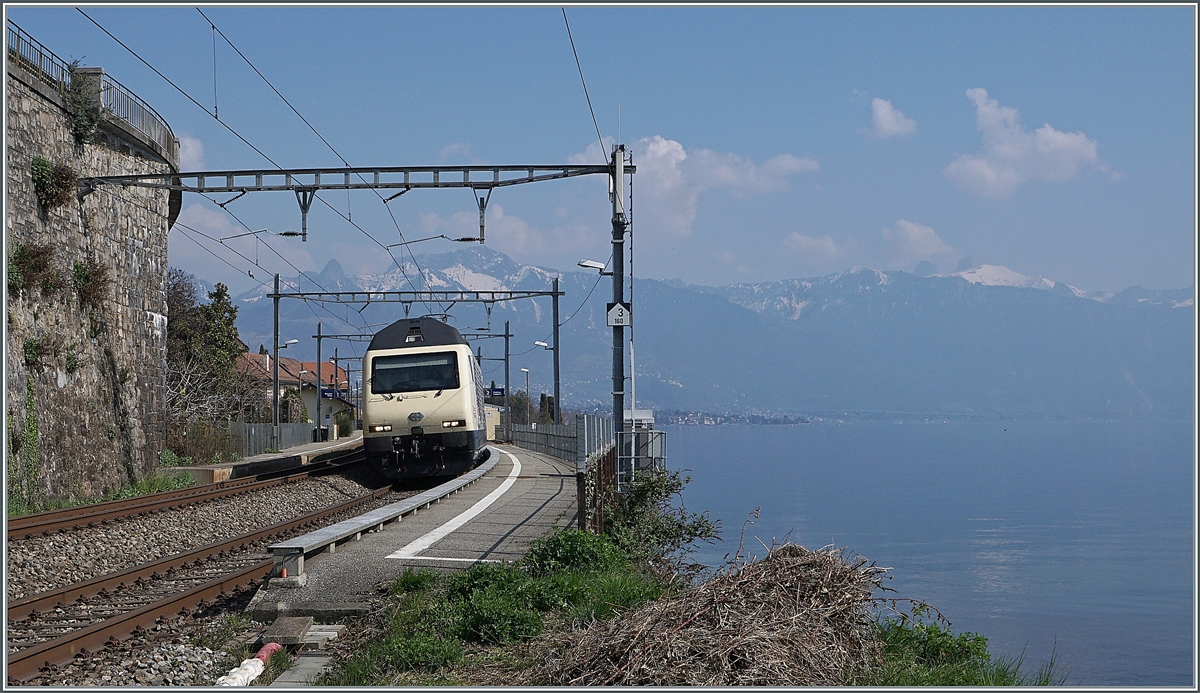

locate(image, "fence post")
(576, 417), (586, 530)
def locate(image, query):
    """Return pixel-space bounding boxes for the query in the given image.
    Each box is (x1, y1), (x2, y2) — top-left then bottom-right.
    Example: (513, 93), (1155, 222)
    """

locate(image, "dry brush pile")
(534, 543), (890, 686)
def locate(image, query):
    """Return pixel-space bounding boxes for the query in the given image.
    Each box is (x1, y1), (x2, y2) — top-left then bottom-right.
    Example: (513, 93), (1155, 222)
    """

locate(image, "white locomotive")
(362, 317), (487, 479)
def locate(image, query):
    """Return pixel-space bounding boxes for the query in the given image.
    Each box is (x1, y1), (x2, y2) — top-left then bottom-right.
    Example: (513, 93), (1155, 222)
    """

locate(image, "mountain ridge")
(216, 246), (1193, 420)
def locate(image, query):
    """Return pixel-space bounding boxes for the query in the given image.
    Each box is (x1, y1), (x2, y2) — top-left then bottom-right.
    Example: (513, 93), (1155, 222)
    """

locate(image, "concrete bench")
(267, 450), (499, 586)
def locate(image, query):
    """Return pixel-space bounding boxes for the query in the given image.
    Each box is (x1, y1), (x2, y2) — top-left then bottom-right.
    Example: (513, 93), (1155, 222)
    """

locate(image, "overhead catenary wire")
(83, 8), (437, 321)
(197, 8), (442, 314)
(77, 8), (280, 169)
(562, 8), (606, 159)
(210, 19), (218, 119)
(92, 185), (368, 335)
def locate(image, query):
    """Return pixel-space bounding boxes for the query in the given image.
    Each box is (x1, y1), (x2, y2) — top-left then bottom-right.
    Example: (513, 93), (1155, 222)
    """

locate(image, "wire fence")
(505, 414), (616, 471)
(228, 422), (315, 457)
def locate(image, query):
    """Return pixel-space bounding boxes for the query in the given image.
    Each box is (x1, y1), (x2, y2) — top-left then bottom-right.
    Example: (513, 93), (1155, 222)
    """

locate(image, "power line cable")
(561, 8), (606, 158)
(83, 8), (431, 321)
(77, 8), (280, 169)
(92, 185), (367, 335)
(174, 228), (270, 289)
(197, 8), (442, 313)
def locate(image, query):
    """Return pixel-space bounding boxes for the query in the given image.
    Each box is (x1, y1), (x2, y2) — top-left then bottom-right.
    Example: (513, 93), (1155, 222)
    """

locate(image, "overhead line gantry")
(79, 164), (632, 242)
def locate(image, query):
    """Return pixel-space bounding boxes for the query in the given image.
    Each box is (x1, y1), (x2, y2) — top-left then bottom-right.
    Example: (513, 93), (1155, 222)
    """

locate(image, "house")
(232, 351), (353, 426)
(297, 360), (354, 432)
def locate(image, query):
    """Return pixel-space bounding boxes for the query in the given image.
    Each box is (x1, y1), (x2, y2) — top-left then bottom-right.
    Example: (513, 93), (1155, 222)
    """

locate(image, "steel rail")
(5, 481), (395, 683)
(7, 560), (271, 684)
(7, 450), (362, 540)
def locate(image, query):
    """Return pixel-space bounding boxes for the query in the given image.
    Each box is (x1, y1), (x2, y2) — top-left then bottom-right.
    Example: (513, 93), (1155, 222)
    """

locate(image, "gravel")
(21, 598), (257, 687)
(7, 471), (380, 602)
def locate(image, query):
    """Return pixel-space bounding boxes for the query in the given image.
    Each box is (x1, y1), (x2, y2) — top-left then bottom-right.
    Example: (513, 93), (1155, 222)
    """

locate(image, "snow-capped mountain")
(220, 248), (1193, 420)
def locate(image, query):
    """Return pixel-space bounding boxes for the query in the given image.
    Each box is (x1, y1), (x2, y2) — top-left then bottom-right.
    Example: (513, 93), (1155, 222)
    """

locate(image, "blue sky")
(7, 5), (1196, 294)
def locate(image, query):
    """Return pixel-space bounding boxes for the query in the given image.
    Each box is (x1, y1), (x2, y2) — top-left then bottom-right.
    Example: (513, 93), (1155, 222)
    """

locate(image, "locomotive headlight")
(442, 420), (466, 428)
(369, 424), (393, 433)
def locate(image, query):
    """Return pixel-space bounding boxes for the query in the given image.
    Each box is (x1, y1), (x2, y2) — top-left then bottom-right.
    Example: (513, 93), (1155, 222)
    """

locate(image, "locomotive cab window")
(371, 352), (460, 394)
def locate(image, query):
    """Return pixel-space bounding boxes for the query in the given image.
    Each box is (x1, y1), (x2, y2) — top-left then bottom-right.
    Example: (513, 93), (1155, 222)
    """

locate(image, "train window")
(371, 352), (460, 394)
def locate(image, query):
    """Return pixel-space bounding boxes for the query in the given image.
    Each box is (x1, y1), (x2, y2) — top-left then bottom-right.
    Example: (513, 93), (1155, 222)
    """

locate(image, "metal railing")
(7, 21), (70, 97)
(7, 20), (176, 161)
(617, 429), (667, 492)
(508, 422), (577, 462)
(504, 414), (617, 471)
(98, 72), (176, 159)
(575, 414), (615, 469)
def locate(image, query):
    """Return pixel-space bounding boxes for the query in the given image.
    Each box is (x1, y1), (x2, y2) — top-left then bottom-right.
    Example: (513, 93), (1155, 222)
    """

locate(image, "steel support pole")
(272, 274), (280, 450)
(504, 320), (511, 442)
(552, 277), (561, 425)
(612, 145), (626, 438)
(315, 323), (322, 439)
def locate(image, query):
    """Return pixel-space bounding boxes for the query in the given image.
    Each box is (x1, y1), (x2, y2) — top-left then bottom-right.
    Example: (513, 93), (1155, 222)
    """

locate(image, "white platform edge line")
(386, 451), (522, 559)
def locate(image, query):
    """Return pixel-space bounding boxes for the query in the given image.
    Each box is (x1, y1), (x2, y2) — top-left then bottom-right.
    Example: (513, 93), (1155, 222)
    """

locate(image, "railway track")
(7, 449), (363, 541)
(6, 478), (404, 684)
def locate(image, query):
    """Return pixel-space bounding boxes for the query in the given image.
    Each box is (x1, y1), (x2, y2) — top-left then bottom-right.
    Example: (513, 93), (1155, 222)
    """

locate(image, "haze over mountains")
(222, 246), (1193, 421)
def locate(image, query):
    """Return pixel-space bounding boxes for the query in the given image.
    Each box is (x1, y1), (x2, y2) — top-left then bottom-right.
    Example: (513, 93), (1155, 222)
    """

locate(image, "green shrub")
(560, 570), (665, 624)
(66, 62), (103, 145)
(30, 156), (76, 208)
(604, 468), (720, 572)
(23, 338), (41, 366)
(853, 605), (1066, 686)
(879, 618), (990, 666)
(524, 527), (624, 577)
(158, 449), (195, 467)
(445, 562), (529, 602)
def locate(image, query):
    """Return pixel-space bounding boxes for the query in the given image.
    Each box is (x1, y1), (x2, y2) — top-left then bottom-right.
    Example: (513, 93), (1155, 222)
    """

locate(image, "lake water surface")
(664, 420), (1194, 686)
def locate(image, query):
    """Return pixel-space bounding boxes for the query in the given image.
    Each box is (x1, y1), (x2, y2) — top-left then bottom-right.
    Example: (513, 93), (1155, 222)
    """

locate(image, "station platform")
(245, 444), (578, 622)
(182, 431), (364, 484)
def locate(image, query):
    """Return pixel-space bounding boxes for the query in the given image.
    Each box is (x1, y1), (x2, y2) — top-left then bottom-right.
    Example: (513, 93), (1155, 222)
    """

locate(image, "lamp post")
(272, 330), (299, 449)
(533, 339), (558, 424)
(520, 368), (530, 425)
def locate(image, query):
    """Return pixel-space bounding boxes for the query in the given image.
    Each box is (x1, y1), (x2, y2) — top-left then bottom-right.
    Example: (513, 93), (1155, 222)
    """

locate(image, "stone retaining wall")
(6, 63), (177, 506)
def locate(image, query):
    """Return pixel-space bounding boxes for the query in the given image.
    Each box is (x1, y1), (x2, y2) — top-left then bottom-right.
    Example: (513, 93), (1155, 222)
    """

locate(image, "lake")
(663, 420), (1194, 686)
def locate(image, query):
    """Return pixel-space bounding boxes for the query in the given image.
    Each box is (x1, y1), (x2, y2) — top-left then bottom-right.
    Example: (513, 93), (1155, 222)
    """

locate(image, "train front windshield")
(371, 352), (460, 394)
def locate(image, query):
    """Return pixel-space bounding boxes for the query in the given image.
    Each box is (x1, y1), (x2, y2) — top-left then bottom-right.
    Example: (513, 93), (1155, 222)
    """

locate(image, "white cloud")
(945, 88), (1102, 198)
(417, 204), (595, 264)
(178, 134), (205, 171)
(781, 232), (848, 259)
(882, 219), (958, 265)
(438, 142), (489, 165)
(587, 135), (818, 238)
(870, 98), (916, 138)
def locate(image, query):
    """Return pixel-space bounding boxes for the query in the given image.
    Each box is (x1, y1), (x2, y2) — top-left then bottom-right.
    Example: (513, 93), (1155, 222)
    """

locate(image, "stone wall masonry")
(6, 64), (176, 505)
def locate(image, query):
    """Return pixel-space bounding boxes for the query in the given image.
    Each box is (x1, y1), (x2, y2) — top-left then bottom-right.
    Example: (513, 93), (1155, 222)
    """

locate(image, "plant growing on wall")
(7, 379), (44, 515)
(64, 343), (80, 373)
(66, 62), (104, 145)
(23, 338), (42, 366)
(30, 156), (77, 209)
(72, 258), (110, 307)
(7, 242), (60, 294)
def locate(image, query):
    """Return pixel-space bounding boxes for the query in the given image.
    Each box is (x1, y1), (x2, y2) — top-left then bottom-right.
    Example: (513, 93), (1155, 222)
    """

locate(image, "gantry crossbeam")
(80, 164), (633, 195)
(268, 289), (563, 303)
